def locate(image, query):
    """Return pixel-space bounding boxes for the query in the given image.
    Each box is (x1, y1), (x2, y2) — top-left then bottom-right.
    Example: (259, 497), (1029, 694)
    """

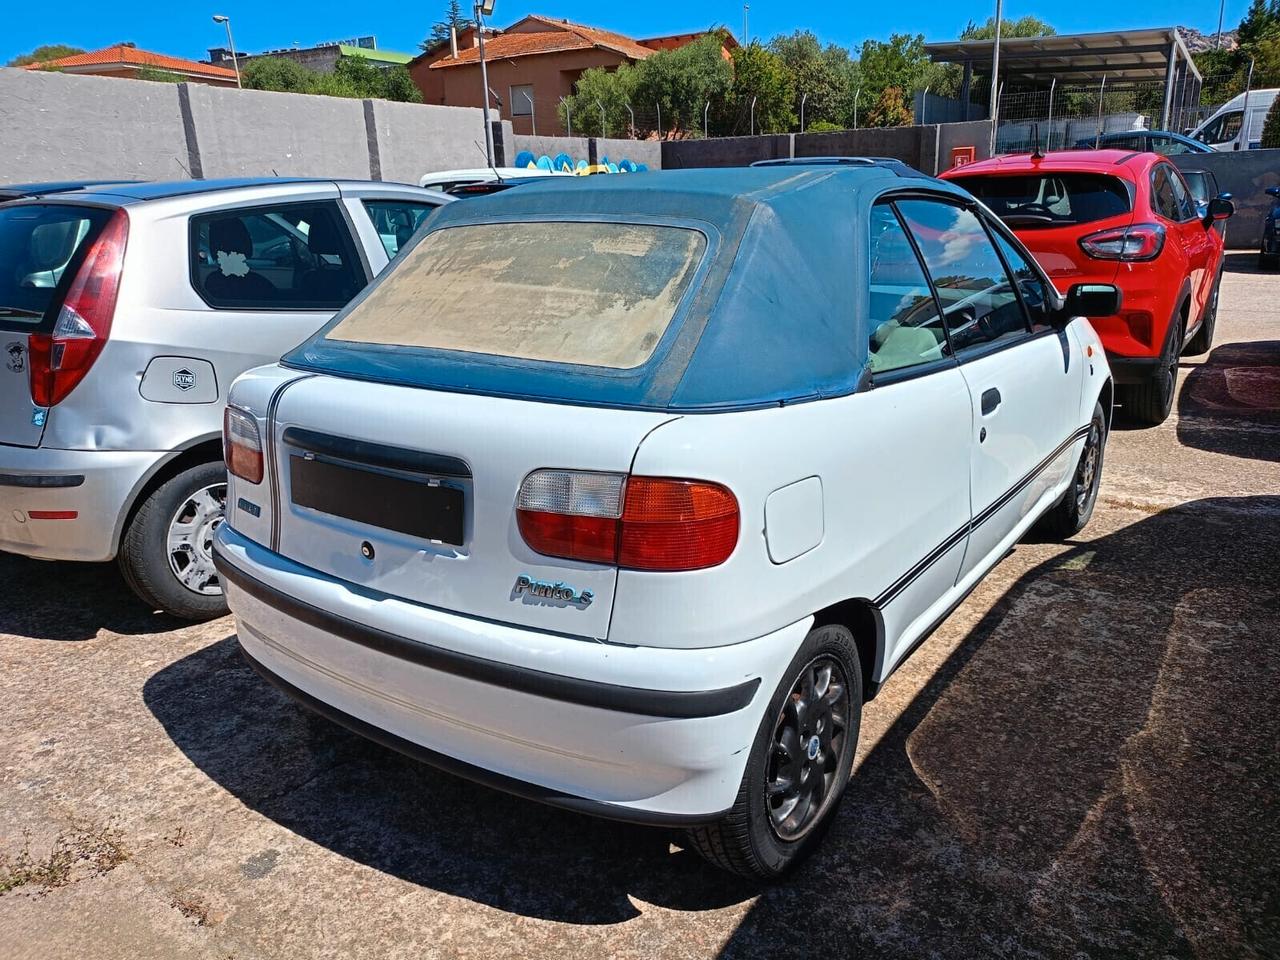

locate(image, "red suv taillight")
(516, 470), (739, 571)
(223, 407), (264, 483)
(1079, 222), (1165, 262)
(29, 208), (129, 408)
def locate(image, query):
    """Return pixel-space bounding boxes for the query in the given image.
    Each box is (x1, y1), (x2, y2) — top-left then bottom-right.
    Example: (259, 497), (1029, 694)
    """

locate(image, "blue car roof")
(287, 166), (971, 412)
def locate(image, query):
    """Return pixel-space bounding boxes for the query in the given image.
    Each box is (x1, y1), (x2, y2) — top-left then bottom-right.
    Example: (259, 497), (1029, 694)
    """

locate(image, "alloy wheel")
(766, 655), (850, 841)
(166, 482), (227, 596)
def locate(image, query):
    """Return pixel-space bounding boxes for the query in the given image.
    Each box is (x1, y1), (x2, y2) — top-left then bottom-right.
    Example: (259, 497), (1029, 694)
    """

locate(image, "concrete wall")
(0, 69), (192, 181)
(661, 122), (993, 176)
(0, 66), (492, 186)
(594, 138), (661, 169)
(185, 83), (371, 180)
(369, 98), (490, 184)
(661, 134), (792, 169)
(1172, 149), (1280, 249)
(507, 133), (662, 170)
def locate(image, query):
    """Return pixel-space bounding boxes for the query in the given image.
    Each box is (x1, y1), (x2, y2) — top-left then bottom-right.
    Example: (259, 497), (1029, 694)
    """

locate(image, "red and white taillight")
(28, 208), (128, 408)
(516, 470), (739, 571)
(223, 407), (264, 483)
(1079, 222), (1165, 262)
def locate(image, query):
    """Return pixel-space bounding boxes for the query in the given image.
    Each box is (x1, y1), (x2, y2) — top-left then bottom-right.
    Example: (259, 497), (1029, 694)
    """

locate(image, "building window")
(510, 84), (534, 116)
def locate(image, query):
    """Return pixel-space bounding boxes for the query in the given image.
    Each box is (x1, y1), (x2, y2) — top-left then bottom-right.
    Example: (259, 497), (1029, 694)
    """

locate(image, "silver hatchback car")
(0, 178), (450, 618)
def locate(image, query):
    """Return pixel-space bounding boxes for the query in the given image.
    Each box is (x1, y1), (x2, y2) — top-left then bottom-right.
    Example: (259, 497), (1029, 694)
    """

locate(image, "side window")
(1208, 111), (1242, 145)
(362, 200), (436, 260)
(194, 203), (366, 312)
(191, 201), (364, 310)
(1166, 167), (1197, 221)
(1150, 166), (1184, 221)
(866, 203), (948, 374)
(991, 230), (1053, 334)
(510, 84), (535, 116)
(895, 198), (1031, 355)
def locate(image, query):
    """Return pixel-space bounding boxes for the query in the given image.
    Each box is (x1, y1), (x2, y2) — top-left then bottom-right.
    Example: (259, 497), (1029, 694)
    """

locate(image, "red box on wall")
(951, 146), (977, 168)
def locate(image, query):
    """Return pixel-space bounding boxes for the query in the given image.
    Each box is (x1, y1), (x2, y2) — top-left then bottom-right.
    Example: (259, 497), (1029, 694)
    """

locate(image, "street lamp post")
(475, 0), (496, 168)
(212, 15), (241, 88)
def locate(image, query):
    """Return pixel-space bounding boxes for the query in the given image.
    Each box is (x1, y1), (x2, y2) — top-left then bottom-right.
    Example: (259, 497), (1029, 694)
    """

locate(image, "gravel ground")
(2, 253), (1277, 960)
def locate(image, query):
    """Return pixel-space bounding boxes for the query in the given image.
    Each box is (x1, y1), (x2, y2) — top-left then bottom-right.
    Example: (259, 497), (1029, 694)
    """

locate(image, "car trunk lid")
(270, 374), (676, 640)
(0, 202), (115, 448)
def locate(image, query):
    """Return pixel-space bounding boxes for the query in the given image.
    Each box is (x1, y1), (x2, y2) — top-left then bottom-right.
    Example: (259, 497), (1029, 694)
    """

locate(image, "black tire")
(685, 624), (862, 879)
(1038, 400), (1107, 540)
(118, 461), (229, 621)
(1120, 309), (1182, 426)
(1184, 273), (1221, 356)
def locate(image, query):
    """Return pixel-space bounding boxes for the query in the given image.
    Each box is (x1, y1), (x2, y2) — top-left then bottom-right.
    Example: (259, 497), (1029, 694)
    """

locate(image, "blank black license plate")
(289, 455), (465, 545)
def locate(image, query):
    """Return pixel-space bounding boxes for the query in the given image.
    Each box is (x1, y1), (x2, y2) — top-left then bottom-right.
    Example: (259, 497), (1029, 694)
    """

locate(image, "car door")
(185, 193), (371, 406)
(864, 200), (974, 666)
(896, 197), (1079, 583)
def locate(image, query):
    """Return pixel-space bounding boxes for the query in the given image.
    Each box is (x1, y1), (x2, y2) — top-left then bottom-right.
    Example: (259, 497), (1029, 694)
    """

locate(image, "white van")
(1189, 88), (1279, 151)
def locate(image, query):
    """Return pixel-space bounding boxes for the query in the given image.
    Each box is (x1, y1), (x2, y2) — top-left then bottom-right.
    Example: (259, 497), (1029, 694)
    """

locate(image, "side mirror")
(1064, 283), (1121, 319)
(1266, 186), (1280, 198)
(1206, 196), (1235, 223)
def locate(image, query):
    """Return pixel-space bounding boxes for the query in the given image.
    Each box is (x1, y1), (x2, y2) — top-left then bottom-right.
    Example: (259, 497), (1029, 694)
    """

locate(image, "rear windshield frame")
(951, 172), (1134, 230)
(0, 202), (114, 334)
(285, 213), (722, 401)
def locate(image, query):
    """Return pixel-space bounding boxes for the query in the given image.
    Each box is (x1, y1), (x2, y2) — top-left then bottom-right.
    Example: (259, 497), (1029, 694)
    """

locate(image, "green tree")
(866, 86), (912, 127)
(1238, 0), (1280, 46)
(563, 33), (733, 137)
(559, 61), (638, 136)
(959, 15), (1056, 40)
(242, 55), (422, 102)
(722, 42), (795, 134)
(858, 34), (931, 106)
(242, 57), (317, 93)
(768, 30), (855, 129)
(422, 0), (475, 51)
(7, 44), (84, 66)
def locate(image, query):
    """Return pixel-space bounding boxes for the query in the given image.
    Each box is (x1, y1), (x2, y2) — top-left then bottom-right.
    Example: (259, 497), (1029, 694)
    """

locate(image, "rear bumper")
(0, 444), (164, 561)
(213, 525), (807, 824)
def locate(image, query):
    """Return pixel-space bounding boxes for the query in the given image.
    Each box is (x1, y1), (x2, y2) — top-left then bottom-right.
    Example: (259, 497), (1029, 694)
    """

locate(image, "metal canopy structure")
(924, 27), (1202, 130)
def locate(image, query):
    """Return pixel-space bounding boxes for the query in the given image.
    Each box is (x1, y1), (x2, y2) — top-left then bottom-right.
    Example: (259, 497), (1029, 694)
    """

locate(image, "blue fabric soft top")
(285, 166), (971, 412)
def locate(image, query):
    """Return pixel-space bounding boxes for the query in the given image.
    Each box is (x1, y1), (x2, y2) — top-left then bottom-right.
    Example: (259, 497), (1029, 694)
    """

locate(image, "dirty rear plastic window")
(953, 174), (1132, 229)
(0, 204), (109, 329)
(325, 221), (707, 369)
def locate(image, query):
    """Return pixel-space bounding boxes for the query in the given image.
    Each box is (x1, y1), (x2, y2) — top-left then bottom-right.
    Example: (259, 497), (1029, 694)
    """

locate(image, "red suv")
(942, 150), (1233, 424)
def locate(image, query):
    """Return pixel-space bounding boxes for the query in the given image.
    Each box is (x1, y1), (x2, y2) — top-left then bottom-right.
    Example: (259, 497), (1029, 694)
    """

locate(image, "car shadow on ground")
(1176, 339), (1280, 462)
(0, 552), (183, 641)
(143, 496), (1280, 950)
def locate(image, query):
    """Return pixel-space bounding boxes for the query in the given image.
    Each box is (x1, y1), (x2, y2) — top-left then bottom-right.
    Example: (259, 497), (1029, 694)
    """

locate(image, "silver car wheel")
(166, 482), (227, 596)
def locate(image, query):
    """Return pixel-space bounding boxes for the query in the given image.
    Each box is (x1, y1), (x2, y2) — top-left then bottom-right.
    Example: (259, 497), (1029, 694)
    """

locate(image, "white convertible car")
(214, 162), (1118, 878)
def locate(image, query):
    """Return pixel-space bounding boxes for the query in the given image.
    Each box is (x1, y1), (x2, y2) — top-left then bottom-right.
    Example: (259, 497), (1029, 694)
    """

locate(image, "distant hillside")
(1179, 25), (1238, 53)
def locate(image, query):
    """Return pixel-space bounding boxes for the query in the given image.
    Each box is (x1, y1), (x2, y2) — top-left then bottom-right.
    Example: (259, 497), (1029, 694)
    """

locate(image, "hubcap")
(166, 482), (227, 596)
(766, 655), (850, 842)
(1075, 420), (1102, 513)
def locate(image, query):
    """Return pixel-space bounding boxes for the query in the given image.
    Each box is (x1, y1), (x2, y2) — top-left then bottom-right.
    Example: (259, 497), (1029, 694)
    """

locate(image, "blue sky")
(3, 1), (1252, 65)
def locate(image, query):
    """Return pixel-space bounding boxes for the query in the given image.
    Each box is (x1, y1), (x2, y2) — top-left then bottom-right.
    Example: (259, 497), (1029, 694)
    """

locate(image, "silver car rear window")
(325, 221), (706, 370)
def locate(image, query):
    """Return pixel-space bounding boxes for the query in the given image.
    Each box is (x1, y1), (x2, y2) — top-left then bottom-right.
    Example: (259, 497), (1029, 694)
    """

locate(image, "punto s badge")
(512, 574), (593, 607)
